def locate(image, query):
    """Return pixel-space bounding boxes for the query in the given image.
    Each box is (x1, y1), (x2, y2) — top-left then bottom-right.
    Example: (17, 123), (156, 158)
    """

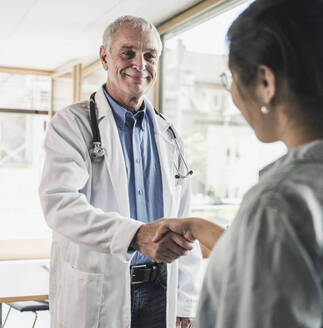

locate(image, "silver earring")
(260, 105), (269, 114)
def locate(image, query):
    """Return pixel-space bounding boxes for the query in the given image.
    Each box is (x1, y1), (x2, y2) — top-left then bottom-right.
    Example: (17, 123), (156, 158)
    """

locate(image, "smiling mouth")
(125, 74), (148, 79)
(123, 73), (151, 83)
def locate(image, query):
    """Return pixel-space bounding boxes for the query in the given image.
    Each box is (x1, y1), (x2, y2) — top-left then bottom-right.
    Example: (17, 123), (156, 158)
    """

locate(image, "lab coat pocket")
(57, 264), (104, 328)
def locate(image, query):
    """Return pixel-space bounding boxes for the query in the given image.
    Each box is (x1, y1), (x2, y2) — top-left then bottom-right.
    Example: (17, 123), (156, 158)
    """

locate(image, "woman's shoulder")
(235, 163), (323, 250)
(244, 160), (322, 212)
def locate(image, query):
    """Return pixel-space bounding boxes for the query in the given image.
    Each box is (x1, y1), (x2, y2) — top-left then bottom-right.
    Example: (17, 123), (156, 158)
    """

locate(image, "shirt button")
(138, 189), (143, 195)
(136, 159), (140, 164)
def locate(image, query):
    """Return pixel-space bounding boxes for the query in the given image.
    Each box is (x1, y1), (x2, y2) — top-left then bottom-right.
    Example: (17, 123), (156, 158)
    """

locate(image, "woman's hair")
(227, 0), (323, 112)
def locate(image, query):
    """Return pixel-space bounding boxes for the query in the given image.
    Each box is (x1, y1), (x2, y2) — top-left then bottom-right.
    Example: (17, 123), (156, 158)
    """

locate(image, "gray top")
(196, 140), (323, 328)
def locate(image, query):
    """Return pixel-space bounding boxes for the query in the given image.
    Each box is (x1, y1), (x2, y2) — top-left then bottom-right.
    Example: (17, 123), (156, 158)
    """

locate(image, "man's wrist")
(129, 225), (142, 250)
(129, 234), (138, 250)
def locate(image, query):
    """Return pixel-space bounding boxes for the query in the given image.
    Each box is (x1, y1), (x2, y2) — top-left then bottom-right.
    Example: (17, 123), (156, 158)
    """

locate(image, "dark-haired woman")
(153, 0), (323, 326)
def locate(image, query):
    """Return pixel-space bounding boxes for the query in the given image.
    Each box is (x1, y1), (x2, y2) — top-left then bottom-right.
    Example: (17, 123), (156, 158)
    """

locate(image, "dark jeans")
(131, 265), (167, 328)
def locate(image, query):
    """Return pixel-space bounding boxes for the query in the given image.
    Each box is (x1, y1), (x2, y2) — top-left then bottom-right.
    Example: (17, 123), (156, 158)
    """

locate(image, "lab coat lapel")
(94, 88), (130, 217)
(147, 103), (176, 217)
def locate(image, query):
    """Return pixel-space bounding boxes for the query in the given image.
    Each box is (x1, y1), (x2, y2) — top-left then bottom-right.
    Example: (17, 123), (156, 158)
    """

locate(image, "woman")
(154, 0), (323, 327)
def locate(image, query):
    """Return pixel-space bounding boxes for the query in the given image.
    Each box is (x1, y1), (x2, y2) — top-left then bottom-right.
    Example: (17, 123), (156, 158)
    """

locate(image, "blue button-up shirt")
(103, 88), (164, 264)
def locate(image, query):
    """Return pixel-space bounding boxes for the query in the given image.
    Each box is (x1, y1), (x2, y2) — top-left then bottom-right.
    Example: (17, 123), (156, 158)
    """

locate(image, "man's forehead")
(112, 25), (158, 49)
(120, 45), (158, 53)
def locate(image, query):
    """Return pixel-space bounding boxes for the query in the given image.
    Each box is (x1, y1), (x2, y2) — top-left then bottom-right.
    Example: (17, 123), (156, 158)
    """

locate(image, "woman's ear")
(257, 65), (276, 105)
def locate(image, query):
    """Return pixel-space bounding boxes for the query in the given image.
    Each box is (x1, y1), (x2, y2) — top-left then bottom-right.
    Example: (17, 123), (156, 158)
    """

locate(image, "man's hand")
(130, 219), (193, 263)
(176, 317), (193, 328)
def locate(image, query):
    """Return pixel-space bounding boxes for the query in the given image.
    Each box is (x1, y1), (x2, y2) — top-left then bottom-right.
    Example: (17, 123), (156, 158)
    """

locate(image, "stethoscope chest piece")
(89, 141), (105, 161)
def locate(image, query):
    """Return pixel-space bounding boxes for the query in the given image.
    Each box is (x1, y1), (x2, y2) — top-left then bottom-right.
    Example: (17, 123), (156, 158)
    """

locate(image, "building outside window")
(161, 0), (286, 225)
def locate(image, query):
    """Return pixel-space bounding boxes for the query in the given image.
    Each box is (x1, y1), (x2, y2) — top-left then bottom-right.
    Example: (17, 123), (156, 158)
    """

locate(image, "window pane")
(161, 1), (286, 225)
(0, 113), (50, 239)
(52, 77), (73, 111)
(0, 72), (51, 239)
(0, 73), (51, 110)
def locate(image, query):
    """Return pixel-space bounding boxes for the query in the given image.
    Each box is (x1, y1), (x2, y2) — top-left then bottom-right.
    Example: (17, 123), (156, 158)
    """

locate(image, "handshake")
(130, 217), (225, 263)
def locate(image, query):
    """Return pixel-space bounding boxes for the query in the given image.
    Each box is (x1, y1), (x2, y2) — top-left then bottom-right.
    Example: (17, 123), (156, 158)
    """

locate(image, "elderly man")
(39, 16), (202, 328)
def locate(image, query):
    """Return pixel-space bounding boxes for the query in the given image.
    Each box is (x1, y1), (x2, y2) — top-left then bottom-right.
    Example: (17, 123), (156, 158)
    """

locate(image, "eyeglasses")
(220, 69), (232, 92)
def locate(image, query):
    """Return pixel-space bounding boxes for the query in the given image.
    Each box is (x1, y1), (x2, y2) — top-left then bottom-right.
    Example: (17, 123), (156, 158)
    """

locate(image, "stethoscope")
(88, 92), (193, 179)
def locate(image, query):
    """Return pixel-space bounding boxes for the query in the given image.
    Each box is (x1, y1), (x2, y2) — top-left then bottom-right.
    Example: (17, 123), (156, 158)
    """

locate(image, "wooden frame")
(73, 63), (82, 103)
(52, 60), (101, 80)
(0, 66), (52, 76)
(51, 67), (73, 79)
(83, 60), (101, 78)
(49, 78), (55, 118)
(0, 295), (48, 303)
(153, 60), (161, 110)
(157, 0), (224, 35)
(0, 108), (48, 115)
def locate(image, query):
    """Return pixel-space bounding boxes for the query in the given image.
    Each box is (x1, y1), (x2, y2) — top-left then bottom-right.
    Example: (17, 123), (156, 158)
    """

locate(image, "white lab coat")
(39, 86), (203, 328)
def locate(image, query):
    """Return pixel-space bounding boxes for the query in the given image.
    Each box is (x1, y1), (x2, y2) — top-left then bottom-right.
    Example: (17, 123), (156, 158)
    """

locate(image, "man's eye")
(144, 53), (156, 61)
(123, 50), (135, 58)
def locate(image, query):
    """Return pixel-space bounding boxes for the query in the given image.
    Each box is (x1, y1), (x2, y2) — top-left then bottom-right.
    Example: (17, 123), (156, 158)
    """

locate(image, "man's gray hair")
(102, 15), (162, 56)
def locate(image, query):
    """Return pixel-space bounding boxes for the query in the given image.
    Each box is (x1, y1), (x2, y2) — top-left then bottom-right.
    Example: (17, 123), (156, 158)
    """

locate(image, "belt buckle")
(130, 264), (147, 285)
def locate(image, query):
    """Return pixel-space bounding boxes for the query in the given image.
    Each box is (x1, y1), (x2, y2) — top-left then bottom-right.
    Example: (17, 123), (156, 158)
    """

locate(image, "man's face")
(100, 25), (159, 105)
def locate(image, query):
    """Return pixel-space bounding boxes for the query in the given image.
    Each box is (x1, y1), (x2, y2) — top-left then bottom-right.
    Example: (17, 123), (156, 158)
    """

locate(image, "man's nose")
(132, 53), (145, 71)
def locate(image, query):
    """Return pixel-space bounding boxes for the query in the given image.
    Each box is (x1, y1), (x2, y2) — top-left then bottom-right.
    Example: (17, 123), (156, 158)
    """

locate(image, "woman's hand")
(153, 218), (195, 243)
(153, 217), (226, 251)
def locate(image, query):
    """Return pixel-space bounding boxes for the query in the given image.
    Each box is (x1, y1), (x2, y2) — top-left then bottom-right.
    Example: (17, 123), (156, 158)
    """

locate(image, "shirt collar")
(259, 139), (323, 179)
(103, 87), (146, 129)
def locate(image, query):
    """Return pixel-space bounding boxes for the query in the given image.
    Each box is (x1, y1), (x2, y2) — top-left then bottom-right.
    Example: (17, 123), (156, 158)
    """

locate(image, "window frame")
(156, 0), (251, 111)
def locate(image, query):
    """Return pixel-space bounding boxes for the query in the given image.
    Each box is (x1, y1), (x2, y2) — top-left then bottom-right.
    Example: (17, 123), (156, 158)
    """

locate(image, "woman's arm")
(153, 218), (225, 250)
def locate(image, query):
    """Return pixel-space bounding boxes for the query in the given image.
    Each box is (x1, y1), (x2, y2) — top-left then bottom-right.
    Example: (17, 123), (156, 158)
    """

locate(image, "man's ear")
(257, 65), (276, 105)
(100, 46), (109, 71)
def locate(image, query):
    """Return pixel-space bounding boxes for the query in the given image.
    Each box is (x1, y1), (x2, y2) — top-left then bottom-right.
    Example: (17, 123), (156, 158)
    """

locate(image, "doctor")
(39, 15), (202, 328)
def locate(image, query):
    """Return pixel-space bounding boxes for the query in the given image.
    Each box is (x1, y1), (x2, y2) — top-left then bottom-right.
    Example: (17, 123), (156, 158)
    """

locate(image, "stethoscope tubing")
(88, 92), (193, 178)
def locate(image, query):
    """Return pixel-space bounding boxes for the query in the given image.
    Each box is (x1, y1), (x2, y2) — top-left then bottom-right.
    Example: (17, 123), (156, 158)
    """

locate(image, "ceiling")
(0, 0), (203, 71)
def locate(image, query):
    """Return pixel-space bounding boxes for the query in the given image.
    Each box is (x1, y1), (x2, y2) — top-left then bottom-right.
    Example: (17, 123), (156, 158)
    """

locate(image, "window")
(0, 73), (51, 239)
(161, 0), (286, 224)
(0, 73), (50, 110)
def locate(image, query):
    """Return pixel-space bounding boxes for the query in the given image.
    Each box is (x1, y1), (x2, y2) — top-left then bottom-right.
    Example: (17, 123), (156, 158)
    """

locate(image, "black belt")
(130, 263), (166, 285)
